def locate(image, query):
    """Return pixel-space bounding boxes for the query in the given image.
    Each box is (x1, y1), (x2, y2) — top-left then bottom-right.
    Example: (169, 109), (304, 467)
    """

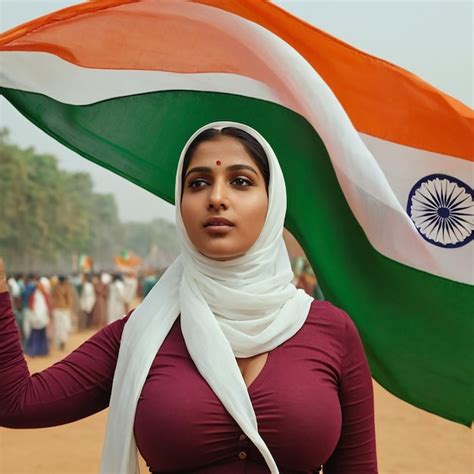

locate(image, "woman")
(0, 122), (377, 473)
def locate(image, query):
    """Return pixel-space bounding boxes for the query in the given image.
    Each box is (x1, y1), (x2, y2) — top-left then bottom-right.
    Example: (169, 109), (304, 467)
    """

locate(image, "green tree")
(88, 193), (121, 267)
(0, 128), (121, 271)
(0, 127), (176, 272)
(121, 219), (179, 265)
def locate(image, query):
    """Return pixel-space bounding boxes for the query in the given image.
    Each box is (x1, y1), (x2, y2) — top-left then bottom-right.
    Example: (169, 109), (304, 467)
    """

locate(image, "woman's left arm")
(323, 313), (378, 473)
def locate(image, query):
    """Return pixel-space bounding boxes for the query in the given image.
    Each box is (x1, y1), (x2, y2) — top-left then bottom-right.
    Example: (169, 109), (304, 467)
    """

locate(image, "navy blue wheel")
(407, 174), (473, 248)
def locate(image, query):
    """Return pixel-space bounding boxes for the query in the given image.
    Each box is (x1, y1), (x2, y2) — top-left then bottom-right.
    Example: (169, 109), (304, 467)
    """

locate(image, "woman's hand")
(0, 257), (9, 293)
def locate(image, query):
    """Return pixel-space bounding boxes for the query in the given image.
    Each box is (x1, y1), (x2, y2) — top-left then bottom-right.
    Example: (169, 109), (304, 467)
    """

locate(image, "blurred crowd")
(5, 269), (162, 357)
(5, 256), (320, 359)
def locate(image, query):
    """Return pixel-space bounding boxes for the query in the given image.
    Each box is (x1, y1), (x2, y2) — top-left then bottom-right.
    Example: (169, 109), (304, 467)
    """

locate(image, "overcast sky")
(1, 0), (472, 223)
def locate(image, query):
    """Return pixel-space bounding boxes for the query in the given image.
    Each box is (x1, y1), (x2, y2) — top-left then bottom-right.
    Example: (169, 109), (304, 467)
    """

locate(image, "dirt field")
(1, 328), (472, 474)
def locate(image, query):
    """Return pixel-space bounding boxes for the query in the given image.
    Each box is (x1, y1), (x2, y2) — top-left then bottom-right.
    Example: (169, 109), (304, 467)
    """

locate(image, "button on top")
(239, 433), (247, 441)
(238, 451), (247, 460)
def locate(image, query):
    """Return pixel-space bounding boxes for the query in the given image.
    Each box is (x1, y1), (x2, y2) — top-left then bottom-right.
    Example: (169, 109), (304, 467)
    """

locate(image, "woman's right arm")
(0, 258), (129, 428)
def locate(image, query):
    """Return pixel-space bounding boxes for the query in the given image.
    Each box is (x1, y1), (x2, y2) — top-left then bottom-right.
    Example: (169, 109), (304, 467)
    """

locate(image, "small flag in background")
(114, 250), (143, 270)
(78, 253), (93, 273)
(1, 0), (472, 426)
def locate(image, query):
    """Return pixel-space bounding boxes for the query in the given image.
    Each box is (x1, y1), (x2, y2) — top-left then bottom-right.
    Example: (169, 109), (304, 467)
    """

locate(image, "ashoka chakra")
(407, 174), (473, 248)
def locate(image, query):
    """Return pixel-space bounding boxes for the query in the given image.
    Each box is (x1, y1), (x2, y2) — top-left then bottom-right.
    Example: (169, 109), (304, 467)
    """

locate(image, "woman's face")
(181, 135), (269, 261)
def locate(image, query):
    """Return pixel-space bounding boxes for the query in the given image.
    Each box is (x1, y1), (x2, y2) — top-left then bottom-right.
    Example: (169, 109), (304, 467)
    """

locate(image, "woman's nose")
(207, 181), (229, 210)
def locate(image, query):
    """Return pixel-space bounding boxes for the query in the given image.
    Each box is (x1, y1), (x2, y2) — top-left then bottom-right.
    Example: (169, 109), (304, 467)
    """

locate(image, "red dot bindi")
(216, 160), (221, 166)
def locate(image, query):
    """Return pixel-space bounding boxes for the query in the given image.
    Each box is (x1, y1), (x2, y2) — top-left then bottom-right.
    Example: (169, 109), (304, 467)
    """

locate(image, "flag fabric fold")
(1, 0), (472, 427)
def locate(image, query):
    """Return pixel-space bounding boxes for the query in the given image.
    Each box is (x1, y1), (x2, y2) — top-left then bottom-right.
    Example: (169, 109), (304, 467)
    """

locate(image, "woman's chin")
(199, 247), (246, 261)
(212, 255), (245, 262)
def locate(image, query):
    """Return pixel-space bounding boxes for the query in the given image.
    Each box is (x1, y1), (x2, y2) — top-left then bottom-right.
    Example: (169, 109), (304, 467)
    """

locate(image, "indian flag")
(1, 0), (472, 427)
(115, 250), (143, 270)
(78, 253), (93, 273)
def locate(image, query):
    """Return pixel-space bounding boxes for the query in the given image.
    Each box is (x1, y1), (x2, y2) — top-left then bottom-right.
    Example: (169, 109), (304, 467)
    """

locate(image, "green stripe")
(2, 87), (473, 426)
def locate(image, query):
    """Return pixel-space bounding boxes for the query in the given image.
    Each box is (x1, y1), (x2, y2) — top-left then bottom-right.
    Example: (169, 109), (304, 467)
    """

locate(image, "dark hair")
(181, 127), (270, 195)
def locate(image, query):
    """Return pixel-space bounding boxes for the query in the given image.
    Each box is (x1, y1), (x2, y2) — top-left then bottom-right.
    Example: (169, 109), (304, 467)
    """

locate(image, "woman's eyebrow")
(184, 166), (210, 180)
(185, 164), (258, 179)
(227, 164), (258, 176)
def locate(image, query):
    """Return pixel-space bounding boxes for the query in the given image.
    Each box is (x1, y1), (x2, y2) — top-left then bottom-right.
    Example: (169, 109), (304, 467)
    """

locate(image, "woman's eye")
(232, 177), (252, 186)
(188, 178), (208, 188)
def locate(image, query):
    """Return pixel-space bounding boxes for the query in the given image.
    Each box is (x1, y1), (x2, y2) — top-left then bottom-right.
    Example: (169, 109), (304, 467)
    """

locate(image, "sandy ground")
(1, 328), (472, 474)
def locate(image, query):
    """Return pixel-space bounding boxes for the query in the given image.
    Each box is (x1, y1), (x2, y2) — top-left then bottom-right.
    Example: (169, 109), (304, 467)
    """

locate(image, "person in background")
(7, 274), (25, 345)
(79, 273), (96, 330)
(142, 269), (159, 298)
(7, 274), (20, 299)
(39, 275), (51, 296)
(100, 271), (112, 286)
(89, 273), (108, 330)
(67, 273), (81, 333)
(51, 275), (73, 351)
(21, 274), (37, 345)
(15, 273), (25, 298)
(23, 275), (51, 357)
(107, 273), (126, 324)
(123, 271), (138, 312)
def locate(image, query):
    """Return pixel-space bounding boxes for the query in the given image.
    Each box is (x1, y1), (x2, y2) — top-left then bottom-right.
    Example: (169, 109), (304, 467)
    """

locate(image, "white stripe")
(359, 134), (473, 282)
(1, 1), (472, 284)
(0, 51), (279, 105)
(360, 133), (473, 210)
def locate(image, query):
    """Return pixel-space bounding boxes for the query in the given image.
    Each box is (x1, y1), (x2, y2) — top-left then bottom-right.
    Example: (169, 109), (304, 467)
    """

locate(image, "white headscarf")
(100, 121), (314, 473)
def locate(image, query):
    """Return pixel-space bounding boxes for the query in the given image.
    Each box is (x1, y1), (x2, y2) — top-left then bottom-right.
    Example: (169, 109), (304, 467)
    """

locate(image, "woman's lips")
(204, 217), (234, 227)
(204, 224), (234, 234)
(203, 217), (235, 233)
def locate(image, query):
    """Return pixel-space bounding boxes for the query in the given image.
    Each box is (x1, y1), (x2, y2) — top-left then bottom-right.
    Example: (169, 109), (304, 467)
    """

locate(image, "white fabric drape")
(100, 121), (314, 473)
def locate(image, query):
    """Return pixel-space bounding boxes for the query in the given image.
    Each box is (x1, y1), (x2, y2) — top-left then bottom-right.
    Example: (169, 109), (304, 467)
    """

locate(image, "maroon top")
(0, 291), (377, 473)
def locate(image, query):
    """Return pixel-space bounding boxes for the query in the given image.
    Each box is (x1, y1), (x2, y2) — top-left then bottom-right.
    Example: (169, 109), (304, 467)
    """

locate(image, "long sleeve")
(0, 291), (128, 428)
(323, 312), (378, 473)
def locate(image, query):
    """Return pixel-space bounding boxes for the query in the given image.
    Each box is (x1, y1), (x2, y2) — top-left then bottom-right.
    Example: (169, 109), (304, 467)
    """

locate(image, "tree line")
(0, 128), (179, 273)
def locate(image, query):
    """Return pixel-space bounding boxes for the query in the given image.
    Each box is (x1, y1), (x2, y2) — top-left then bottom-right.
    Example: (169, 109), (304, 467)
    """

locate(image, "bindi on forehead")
(216, 160), (221, 166)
